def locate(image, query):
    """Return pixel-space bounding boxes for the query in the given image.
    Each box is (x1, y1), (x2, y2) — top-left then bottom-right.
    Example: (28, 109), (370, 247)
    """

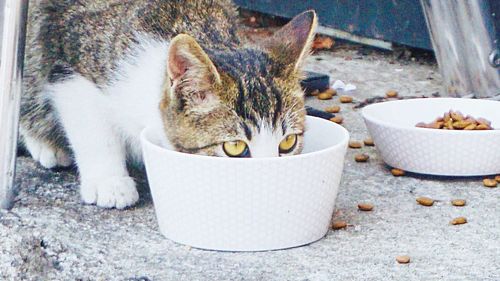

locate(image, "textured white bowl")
(140, 116), (349, 251)
(362, 98), (500, 176)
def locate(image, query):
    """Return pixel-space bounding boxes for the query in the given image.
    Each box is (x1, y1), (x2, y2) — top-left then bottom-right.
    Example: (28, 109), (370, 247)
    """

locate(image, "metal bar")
(0, 0), (29, 209)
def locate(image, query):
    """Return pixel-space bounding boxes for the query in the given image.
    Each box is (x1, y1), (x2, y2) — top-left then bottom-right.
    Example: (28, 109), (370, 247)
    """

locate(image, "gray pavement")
(1, 47), (499, 281)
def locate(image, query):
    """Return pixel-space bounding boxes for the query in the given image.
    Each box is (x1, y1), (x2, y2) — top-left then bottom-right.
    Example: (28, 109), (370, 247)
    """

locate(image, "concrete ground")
(1, 38), (499, 280)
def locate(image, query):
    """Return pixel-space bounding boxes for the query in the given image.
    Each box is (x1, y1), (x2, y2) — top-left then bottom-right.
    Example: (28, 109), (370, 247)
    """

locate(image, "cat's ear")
(167, 34), (221, 87)
(263, 10), (317, 71)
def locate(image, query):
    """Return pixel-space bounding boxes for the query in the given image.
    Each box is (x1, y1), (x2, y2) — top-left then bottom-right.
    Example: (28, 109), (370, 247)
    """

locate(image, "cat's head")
(161, 11), (317, 157)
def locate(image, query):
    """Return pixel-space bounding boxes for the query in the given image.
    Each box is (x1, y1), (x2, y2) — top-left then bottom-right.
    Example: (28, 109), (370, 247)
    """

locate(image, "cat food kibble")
(391, 168), (405, 176)
(357, 203), (374, 211)
(330, 116), (343, 124)
(325, 105), (341, 113)
(450, 217), (467, 225)
(483, 178), (498, 188)
(451, 199), (466, 207)
(339, 95), (353, 103)
(386, 90), (398, 98)
(416, 110), (494, 130)
(416, 197), (434, 206)
(348, 140), (363, 149)
(354, 153), (369, 162)
(317, 91), (334, 100)
(363, 138), (374, 146)
(332, 220), (347, 230)
(396, 255), (411, 264)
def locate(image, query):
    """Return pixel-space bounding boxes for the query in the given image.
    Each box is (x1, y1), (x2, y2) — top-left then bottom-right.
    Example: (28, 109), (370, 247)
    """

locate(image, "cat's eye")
(279, 134), (298, 154)
(223, 140), (250, 157)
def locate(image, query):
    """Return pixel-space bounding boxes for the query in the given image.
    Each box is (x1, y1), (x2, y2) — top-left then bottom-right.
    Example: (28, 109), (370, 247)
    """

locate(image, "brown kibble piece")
(495, 175), (500, 183)
(391, 168), (405, 176)
(464, 123), (477, 130)
(476, 124), (489, 130)
(363, 138), (374, 146)
(349, 141), (363, 149)
(386, 90), (398, 98)
(325, 105), (341, 113)
(339, 95), (353, 103)
(396, 255), (410, 264)
(357, 203), (374, 211)
(451, 199), (466, 207)
(450, 110), (464, 121)
(416, 197), (434, 206)
(330, 116), (343, 124)
(451, 217), (467, 225)
(317, 92), (333, 100)
(483, 178), (498, 188)
(354, 153), (369, 162)
(332, 220), (347, 230)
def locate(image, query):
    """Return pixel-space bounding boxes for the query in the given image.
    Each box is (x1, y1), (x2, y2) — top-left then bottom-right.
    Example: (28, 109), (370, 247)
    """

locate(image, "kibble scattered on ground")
(483, 179), (497, 188)
(354, 154), (369, 162)
(332, 220), (347, 230)
(396, 255), (411, 264)
(450, 217), (467, 225)
(451, 199), (466, 207)
(357, 203), (374, 211)
(348, 141), (363, 149)
(391, 168), (405, 176)
(416, 197), (434, 206)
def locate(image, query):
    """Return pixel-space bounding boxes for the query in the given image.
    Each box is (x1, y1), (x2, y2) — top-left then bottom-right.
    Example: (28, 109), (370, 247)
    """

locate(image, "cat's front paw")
(80, 176), (139, 209)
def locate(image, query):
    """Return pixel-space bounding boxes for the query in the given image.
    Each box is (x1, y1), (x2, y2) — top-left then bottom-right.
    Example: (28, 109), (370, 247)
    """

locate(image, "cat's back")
(27, 0), (239, 85)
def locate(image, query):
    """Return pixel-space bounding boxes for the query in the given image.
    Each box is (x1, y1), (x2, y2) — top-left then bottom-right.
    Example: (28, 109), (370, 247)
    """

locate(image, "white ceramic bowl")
(140, 116), (349, 251)
(362, 98), (500, 176)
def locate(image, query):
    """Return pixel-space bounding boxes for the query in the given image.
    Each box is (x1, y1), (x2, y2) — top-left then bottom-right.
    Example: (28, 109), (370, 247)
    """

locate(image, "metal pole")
(420, 0), (500, 99)
(0, 0), (29, 209)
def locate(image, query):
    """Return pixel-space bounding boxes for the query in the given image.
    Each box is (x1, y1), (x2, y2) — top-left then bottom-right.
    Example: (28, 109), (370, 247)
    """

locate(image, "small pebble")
(357, 203), (374, 211)
(332, 220), (347, 230)
(483, 178), (498, 188)
(450, 217), (467, 225)
(363, 138), (375, 146)
(451, 199), (466, 207)
(495, 175), (500, 183)
(391, 168), (405, 176)
(348, 141), (363, 149)
(386, 90), (398, 98)
(325, 105), (341, 113)
(317, 92), (333, 100)
(416, 197), (434, 206)
(354, 153), (369, 162)
(330, 116), (343, 124)
(339, 95), (353, 103)
(396, 255), (410, 264)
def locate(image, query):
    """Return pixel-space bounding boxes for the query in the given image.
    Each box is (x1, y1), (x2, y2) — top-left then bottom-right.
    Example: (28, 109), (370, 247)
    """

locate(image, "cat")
(21, 0), (317, 209)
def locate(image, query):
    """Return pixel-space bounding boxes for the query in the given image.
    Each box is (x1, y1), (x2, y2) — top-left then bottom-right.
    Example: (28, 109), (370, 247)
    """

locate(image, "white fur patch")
(48, 35), (169, 208)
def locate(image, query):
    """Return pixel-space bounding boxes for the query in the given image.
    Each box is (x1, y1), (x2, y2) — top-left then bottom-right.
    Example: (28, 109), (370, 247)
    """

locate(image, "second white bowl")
(362, 98), (500, 176)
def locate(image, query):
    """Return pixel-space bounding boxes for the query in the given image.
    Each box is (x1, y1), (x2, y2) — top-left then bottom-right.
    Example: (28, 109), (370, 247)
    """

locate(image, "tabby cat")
(22, 0), (317, 208)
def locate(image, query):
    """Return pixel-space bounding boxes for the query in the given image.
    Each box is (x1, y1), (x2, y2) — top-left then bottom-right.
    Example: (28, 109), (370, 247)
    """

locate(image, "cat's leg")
(50, 76), (139, 209)
(19, 128), (72, 168)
